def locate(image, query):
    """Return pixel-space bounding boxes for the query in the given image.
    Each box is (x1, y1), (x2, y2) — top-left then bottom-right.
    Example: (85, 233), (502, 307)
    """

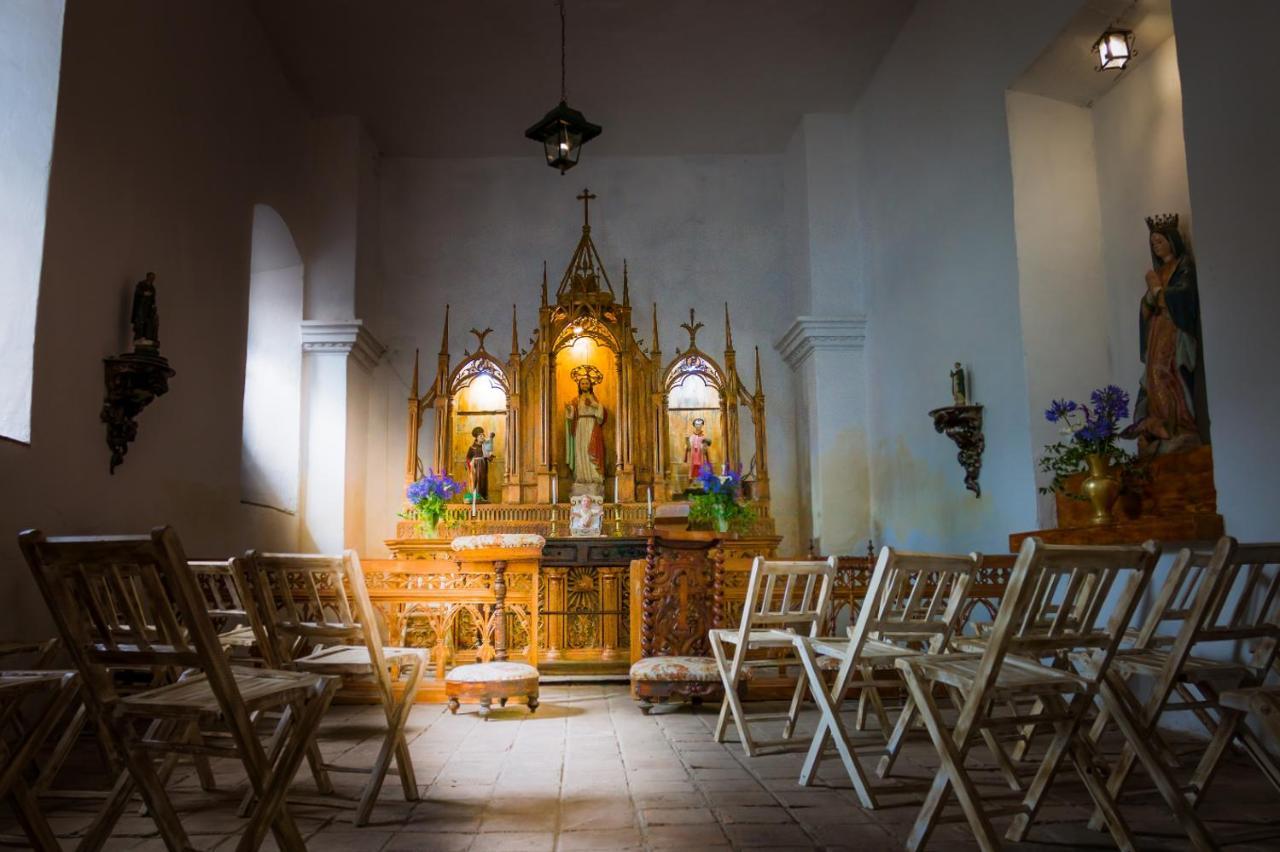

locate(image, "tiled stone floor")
(6, 684), (1280, 850)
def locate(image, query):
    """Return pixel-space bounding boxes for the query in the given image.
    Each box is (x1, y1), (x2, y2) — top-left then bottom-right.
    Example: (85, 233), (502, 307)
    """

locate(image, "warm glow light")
(1095, 28), (1133, 71)
(572, 324), (584, 336)
(571, 336), (593, 353)
(466, 373), (507, 411)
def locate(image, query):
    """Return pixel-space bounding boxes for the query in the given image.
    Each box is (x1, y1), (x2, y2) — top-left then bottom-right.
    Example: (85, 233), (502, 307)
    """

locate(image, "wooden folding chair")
(895, 537), (1161, 852)
(19, 527), (338, 852)
(792, 547), (980, 806)
(246, 550), (426, 826)
(190, 558), (279, 666)
(0, 670), (79, 848)
(709, 557), (835, 756)
(1081, 537), (1280, 839)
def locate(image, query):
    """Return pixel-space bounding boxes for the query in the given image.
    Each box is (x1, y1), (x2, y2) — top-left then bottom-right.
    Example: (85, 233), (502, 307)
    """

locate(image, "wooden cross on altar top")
(577, 188), (597, 228)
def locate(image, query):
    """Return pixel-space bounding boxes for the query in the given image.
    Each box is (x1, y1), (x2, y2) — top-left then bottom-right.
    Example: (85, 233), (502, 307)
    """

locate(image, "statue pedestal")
(1010, 445), (1223, 548)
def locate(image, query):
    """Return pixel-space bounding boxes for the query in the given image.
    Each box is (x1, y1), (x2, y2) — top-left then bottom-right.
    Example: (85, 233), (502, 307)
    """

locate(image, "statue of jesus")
(565, 365), (607, 495)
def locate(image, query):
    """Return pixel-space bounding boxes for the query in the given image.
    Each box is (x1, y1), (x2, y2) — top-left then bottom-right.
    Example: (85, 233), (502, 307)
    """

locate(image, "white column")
(777, 316), (869, 557)
(300, 320), (384, 553)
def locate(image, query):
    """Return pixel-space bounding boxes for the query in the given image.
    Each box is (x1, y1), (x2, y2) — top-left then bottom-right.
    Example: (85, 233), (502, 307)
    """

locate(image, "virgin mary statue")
(1122, 213), (1208, 457)
(565, 365), (607, 495)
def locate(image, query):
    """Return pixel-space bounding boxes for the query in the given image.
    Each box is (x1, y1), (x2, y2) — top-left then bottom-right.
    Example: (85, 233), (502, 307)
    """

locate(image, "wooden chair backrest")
(850, 547), (980, 658)
(188, 557), (278, 667)
(1172, 538), (1280, 675)
(1128, 546), (1215, 649)
(246, 550), (387, 674)
(737, 556), (836, 640)
(18, 527), (253, 725)
(974, 537), (1159, 697)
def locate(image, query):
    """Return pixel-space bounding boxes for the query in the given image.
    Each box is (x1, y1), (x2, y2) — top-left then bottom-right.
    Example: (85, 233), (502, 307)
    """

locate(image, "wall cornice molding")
(301, 319), (386, 371)
(775, 315), (867, 371)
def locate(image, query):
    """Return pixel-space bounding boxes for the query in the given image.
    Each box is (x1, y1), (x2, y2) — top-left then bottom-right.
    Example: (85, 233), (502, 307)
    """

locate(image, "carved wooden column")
(493, 560), (508, 662)
(542, 566), (568, 660)
(599, 566), (623, 660)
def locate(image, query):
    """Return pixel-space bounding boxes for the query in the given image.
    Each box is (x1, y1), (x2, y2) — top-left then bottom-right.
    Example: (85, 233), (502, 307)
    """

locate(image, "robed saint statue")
(1122, 213), (1208, 457)
(565, 365), (606, 495)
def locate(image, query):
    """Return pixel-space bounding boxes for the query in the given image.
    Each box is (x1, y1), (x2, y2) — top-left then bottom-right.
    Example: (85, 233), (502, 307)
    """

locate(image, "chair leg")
(1065, 724), (1138, 852)
(782, 667), (808, 740)
(7, 779), (61, 851)
(876, 692), (917, 779)
(795, 642), (878, 808)
(1005, 693), (1088, 842)
(900, 665), (1000, 852)
(238, 677), (337, 852)
(1100, 673), (1219, 852)
(356, 659), (423, 826)
(710, 635), (755, 755)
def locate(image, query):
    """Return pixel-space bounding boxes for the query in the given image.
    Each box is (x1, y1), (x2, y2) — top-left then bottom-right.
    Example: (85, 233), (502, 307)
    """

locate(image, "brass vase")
(1082, 453), (1121, 525)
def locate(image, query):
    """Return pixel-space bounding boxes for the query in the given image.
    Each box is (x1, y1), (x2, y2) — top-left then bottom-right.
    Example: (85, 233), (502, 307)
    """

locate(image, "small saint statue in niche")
(466, 426), (494, 501)
(565, 365), (607, 496)
(1120, 214), (1208, 458)
(131, 272), (160, 351)
(950, 362), (968, 406)
(684, 417), (713, 478)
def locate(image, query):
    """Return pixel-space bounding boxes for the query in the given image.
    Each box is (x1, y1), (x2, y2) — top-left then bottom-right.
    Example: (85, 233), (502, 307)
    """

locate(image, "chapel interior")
(2, 1), (1279, 850)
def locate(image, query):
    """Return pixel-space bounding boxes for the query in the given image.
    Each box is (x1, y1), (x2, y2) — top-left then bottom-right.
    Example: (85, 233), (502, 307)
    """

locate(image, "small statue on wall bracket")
(950, 362), (968, 406)
(931, 362), (983, 497)
(101, 272), (175, 474)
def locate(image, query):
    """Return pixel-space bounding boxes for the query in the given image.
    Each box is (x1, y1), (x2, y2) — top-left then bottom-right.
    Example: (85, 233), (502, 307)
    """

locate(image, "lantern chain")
(559, 0), (567, 103)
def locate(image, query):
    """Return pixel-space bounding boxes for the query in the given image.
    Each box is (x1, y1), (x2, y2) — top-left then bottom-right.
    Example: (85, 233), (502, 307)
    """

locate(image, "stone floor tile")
(556, 827), (646, 850)
(642, 822), (731, 847)
(641, 805), (719, 825)
(714, 804), (797, 824)
(721, 821), (815, 847)
(467, 831), (557, 851)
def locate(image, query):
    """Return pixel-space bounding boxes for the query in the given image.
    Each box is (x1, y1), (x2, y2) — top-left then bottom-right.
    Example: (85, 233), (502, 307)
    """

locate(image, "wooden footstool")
(446, 661), (539, 716)
(443, 534), (544, 718)
(630, 655), (749, 714)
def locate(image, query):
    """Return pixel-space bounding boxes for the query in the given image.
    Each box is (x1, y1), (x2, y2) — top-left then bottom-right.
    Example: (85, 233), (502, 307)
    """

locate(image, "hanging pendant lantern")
(1093, 27), (1135, 71)
(525, 0), (602, 173)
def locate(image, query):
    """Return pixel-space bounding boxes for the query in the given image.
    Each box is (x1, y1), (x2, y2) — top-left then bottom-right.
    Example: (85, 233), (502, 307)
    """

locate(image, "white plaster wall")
(1006, 91), (1111, 527)
(1093, 39), (1195, 437)
(376, 154), (801, 551)
(1174, 0), (1280, 541)
(0, 1), (316, 636)
(241, 205), (304, 514)
(848, 0), (1078, 552)
(0, 0), (65, 443)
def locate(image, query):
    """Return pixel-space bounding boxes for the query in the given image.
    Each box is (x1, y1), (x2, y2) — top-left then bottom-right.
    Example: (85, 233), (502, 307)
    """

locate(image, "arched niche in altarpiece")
(442, 346), (511, 498)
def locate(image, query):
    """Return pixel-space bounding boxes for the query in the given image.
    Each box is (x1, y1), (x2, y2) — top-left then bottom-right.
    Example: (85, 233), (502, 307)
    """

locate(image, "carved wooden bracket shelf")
(929, 404), (984, 497)
(101, 352), (175, 473)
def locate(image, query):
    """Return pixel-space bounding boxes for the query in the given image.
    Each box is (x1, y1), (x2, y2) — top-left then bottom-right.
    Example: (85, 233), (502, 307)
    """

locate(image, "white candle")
(722, 462), (728, 476)
(551, 476), (557, 504)
(647, 488), (653, 516)
(614, 478), (619, 504)
(471, 491), (477, 517)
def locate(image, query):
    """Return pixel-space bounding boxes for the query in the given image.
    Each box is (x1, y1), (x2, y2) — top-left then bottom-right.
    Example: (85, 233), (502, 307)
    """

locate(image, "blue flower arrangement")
(400, 469), (463, 535)
(688, 466), (756, 532)
(1039, 385), (1141, 496)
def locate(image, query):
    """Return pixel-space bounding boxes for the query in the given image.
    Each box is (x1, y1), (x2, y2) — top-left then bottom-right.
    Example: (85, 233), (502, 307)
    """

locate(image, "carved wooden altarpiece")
(386, 191), (781, 680)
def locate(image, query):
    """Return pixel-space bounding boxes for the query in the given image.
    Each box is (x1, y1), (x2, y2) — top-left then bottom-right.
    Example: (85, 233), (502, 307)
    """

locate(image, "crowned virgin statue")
(1121, 213), (1208, 457)
(565, 365), (607, 496)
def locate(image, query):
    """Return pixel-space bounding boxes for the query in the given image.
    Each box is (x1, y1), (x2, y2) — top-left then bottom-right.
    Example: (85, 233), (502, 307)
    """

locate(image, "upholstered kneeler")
(629, 656), (751, 713)
(445, 535), (543, 717)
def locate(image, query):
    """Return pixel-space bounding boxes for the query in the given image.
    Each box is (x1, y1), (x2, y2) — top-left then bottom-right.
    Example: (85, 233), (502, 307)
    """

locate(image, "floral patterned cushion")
(451, 534), (546, 552)
(445, 661), (540, 683)
(629, 656), (752, 683)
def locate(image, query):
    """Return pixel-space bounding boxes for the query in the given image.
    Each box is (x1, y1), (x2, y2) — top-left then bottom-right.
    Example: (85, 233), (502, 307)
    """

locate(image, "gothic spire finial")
(510, 305), (520, 358)
(410, 348), (420, 399)
(541, 262), (548, 306)
(680, 308), (704, 350)
(622, 259), (630, 307)
(754, 345), (763, 396)
(651, 302), (661, 355)
(724, 302), (735, 351)
(439, 304), (451, 356)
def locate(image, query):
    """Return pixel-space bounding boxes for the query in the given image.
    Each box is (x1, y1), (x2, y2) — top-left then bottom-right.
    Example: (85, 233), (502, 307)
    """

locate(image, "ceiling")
(251, 0), (915, 158)
(1010, 0), (1174, 107)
